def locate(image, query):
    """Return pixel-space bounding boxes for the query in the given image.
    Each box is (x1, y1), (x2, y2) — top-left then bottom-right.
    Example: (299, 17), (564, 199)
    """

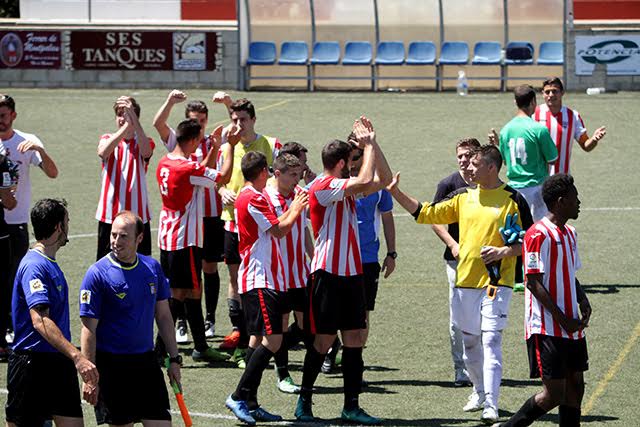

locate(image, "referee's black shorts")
(362, 262), (381, 311)
(202, 216), (225, 263)
(161, 246), (202, 290)
(305, 269), (366, 335)
(94, 351), (171, 425)
(527, 334), (589, 379)
(6, 351), (82, 425)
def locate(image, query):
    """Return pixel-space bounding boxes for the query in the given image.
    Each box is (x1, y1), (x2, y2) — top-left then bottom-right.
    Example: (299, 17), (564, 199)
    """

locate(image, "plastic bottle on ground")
(457, 70), (469, 96)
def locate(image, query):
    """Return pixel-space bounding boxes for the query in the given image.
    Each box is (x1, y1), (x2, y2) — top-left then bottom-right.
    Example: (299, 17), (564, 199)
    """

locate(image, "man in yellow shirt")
(217, 98), (281, 363)
(388, 145), (532, 425)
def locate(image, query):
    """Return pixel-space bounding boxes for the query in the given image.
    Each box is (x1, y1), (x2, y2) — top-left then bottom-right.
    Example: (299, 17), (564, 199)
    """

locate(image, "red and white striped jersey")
(164, 129), (223, 217)
(309, 175), (362, 277)
(264, 184), (310, 289)
(95, 135), (155, 224)
(533, 105), (587, 176)
(235, 186), (285, 294)
(156, 154), (220, 251)
(523, 216), (583, 340)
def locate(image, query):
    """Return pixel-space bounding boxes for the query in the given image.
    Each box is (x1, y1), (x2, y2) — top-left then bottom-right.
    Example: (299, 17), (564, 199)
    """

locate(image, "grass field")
(1, 88), (638, 426)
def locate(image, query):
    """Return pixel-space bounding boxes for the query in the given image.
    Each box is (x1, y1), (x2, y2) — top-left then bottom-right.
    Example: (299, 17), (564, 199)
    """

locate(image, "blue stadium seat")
(342, 41), (373, 65)
(439, 41), (469, 65)
(246, 41), (277, 65)
(278, 41), (308, 65)
(537, 41), (563, 65)
(405, 41), (436, 65)
(375, 41), (405, 65)
(472, 41), (502, 65)
(505, 41), (534, 65)
(310, 41), (340, 65)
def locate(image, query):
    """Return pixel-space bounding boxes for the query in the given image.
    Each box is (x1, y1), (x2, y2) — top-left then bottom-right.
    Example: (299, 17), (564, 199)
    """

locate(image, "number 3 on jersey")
(508, 137), (528, 165)
(159, 167), (170, 196)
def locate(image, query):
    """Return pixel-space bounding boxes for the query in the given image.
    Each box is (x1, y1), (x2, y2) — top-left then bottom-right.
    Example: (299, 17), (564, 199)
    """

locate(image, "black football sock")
(232, 344), (274, 409)
(203, 271), (220, 323)
(342, 346), (364, 411)
(244, 345), (256, 364)
(156, 297), (182, 356)
(173, 299), (186, 323)
(501, 396), (548, 427)
(300, 345), (326, 401)
(184, 298), (208, 352)
(274, 341), (291, 381)
(558, 405), (581, 427)
(228, 298), (242, 329)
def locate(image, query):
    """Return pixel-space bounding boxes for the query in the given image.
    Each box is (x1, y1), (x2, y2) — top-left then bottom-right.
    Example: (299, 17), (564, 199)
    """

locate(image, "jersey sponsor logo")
(29, 278), (45, 294)
(149, 282), (157, 294)
(80, 289), (91, 304)
(56, 285), (62, 292)
(115, 292), (127, 300)
(527, 252), (540, 269)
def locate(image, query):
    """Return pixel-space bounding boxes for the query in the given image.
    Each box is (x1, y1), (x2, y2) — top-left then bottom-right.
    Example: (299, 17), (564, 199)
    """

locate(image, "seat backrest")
(506, 41), (534, 60)
(440, 41), (469, 62)
(344, 41), (373, 62)
(248, 41), (277, 62)
(407, 41), (436, 62)
(376, 41), (405, 61)
(311, 41), (341, 62)
(473, 41), (501, 61)
(280, 41), (308, 61)
(539, 41), (563, 60)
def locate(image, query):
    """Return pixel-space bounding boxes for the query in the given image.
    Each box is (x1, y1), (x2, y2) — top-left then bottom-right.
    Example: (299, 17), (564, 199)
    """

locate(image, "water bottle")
(457, 70), (468, 96)
(586, 87), (605, 95)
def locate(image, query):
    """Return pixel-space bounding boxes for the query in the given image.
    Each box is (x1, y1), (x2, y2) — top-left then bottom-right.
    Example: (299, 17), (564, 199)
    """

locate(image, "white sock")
(482, 330), (503, 408)
(462, 332), (484, 394)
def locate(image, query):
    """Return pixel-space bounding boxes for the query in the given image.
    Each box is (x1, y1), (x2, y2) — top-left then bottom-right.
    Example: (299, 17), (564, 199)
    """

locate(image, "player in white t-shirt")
(0, 94), (58, 343)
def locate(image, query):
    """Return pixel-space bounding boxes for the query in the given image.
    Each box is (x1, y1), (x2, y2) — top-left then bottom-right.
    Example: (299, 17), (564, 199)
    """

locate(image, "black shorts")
(363, 262), (381, 311)
(94, 351), (171, 425)
(202, 216), (225, 263)
(305, 270), (366, 335)
(527, 334), (589, 379)
(287, 287), (309, 313)
(223, 230), (241, 265)
(241, 288), (286, 336)
(97, 220), (152, 261)
(161, 247), (202, 290)
(6, 351), (83, 425)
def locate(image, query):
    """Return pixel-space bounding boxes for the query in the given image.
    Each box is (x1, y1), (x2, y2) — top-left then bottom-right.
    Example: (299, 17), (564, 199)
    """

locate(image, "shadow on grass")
(582, 283), (640, 295)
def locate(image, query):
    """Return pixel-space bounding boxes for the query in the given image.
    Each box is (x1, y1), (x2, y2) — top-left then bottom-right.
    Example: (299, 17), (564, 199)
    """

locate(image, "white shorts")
(516, 185), (547, 222)
(451, 287), (513, 335)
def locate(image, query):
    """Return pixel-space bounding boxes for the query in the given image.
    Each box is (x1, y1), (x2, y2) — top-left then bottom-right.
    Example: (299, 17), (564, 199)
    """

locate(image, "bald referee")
(80, 211), (181, 426)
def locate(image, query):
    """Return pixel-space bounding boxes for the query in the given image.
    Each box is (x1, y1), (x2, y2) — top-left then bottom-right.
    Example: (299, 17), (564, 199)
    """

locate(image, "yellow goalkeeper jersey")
(416, 183), (532, 289)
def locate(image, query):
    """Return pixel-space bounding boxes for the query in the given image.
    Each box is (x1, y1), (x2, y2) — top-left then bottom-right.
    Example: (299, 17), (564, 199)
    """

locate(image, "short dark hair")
(279, 142), (308, 159)
(114, 210), (144, 236)
(456, 137), (481, 150)
(321, 139), (352, 170)
(113, 96), (141, 118)
(175, 119), (201, 145)
(241, 152), (267, 181)
(542, 77), (564, 92)
(542, 173), (575, 209)
(31, 198), (68, 241)
(514, 85), (536, 109)
(230, 98), (255, 119)
(471, 145), (502, 171)
(273, 153), (301, 174)
(185, 100), (208, 117)
(0, 94), (15, 112)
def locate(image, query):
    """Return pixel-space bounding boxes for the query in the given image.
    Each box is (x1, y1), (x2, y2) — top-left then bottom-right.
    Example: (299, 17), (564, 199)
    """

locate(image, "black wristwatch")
(169, 355), (183, 366)
(386, 251), (398, 260)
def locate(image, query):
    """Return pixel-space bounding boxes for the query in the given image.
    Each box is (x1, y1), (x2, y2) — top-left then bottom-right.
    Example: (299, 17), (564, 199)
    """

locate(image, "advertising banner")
(69, 31), (219, 71)
(0, 31), (62, 69)
(575, 35), (640, 75)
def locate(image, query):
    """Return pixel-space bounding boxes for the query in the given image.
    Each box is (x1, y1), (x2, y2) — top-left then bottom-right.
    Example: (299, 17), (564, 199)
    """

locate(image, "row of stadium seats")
(244, 40), (563, 91)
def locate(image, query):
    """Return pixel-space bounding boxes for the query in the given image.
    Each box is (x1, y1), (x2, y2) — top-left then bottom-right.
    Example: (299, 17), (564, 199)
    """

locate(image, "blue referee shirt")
(79, 253), (170, 354)
(12, 250), (72, 353)
(356, 190), (393, 264)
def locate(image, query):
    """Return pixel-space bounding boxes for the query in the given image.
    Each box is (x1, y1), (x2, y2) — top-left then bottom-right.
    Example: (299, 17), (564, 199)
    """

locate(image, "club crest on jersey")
(80, 290), (91, 304)
(29, 279), (45, 294)
(527, 252), (540, 269)
(149, 282), (157, 295)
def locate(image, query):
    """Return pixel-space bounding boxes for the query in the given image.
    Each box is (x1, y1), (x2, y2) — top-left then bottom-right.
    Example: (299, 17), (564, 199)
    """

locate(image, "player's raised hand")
(212, 91), (233, 106)
(167, 89), (187, 104)
(386, 172), (401, 193)
(291, 191), (309, 214)
(220, 187), (236, 206)
(592, 126), (607, 142)
(488, 128), (499, 146)
(210, 125), (224, 150)
(225, 123), (242, 146)
(352, 118), (375, 148)
(16, 139), (43, 154)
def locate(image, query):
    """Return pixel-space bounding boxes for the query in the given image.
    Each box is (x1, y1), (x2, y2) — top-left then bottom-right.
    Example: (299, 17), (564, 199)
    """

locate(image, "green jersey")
(499, 116), (558, 189)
